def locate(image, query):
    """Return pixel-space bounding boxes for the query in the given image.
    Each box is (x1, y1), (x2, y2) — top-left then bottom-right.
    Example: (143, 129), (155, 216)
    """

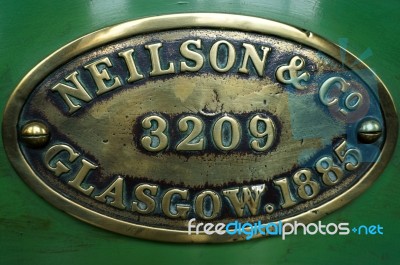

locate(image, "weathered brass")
(2, 14), (398, 242)
(357, 119), (382, 143)
(20, 121), (50, 148)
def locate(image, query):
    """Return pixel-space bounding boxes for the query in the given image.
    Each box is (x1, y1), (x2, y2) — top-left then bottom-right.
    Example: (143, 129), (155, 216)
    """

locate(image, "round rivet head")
(20, 121), (50, 148)
(357, 119), (382, 144)
(264, 203), (275, 214)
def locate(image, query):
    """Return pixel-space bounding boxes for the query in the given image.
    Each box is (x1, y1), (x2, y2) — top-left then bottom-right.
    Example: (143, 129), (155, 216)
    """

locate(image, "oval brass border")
(2, 13), (398, 242)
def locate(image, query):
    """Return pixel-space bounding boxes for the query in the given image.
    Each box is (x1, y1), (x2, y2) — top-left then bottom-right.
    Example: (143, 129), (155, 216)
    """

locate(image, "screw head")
(20, 121), (50, 148)
(357, 119), (382, 144)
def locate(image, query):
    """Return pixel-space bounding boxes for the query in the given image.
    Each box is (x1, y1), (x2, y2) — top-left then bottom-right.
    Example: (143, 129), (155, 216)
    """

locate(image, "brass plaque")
(2, 14), (398, 242)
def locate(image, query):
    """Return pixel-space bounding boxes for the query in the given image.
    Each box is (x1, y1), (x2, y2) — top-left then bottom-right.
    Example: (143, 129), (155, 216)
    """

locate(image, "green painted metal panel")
(0, 1), (399, 264)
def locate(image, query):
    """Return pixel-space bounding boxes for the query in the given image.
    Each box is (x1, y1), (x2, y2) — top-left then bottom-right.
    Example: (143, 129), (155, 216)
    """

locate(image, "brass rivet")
(264, 203), (275, 214)
(20, 121), (50, 148)
(357, 119), (382, 144)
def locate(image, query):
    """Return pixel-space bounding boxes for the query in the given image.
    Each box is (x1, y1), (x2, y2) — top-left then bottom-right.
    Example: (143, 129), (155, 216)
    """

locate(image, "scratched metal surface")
(0, 0), (399, 264)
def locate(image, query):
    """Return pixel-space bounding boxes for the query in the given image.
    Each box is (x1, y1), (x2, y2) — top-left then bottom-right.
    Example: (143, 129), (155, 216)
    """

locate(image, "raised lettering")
(194, 190), (221, 220)
(162, 188), (190, 219)
(44, 144), (80, 176)
(132, 183), (158, 214)
(95, 176), (125, 209)
(145, 43), (175, 76)
(68, 159), (97, 196)
(84, 57), (122, 95)
(118, 49), (144, 83)
(223, 184), (266, 217)
(51, 71), (92, 113)
(239, 43), (270, 76)
(210, 40), (235, 72)
(180, 39), (204, 72)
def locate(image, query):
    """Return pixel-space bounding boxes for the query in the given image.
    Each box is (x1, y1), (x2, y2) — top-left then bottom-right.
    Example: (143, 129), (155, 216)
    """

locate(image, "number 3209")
(139, 113), (277, 153)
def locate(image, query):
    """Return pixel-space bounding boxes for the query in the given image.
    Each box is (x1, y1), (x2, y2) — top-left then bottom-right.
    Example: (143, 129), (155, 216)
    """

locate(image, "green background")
(1, 0), (399, 264)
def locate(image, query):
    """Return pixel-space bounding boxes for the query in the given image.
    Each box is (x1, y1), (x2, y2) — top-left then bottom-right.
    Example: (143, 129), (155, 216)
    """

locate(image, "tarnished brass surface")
(2, 13), (398, 242)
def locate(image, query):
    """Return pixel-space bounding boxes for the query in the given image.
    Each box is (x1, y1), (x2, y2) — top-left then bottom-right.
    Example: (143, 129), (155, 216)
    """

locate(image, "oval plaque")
(2, 14), (398, 242)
